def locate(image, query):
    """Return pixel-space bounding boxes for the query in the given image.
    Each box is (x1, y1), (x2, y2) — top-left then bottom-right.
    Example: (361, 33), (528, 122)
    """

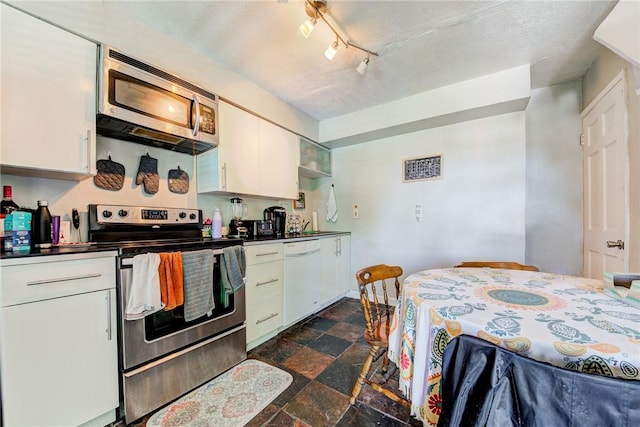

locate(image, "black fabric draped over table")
(438, 335), (640, 427)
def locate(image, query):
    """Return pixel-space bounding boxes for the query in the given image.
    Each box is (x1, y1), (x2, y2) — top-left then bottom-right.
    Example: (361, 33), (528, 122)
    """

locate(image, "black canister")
(33, 200), (52, 249)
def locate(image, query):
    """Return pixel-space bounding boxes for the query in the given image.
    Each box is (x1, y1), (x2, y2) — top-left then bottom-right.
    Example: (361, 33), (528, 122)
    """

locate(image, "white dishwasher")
(283, 239), (322, 327)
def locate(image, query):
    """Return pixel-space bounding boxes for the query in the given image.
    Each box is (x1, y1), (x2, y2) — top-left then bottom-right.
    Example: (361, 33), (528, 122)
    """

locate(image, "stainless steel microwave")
(97, 45), (218, 155)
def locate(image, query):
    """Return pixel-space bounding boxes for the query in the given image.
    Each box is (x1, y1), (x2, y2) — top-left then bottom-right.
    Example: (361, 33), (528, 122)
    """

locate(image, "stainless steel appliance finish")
(255, 219), (274, 236)
(88, 204), (245, 425)
(97, 45), (218, 155)
(264, 206), (287, 238)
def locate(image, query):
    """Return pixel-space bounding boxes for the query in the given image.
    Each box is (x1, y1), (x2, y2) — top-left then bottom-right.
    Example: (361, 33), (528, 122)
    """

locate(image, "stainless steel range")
(88, 204), (246, 425)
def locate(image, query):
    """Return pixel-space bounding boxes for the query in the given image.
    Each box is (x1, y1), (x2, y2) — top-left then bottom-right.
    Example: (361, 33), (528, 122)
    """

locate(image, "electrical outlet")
(353, 204), (359, 219)
(415, 204), (422, 222)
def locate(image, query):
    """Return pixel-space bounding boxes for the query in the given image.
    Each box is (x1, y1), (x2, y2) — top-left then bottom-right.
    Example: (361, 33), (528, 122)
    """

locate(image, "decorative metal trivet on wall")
(403, 154), (443, 182)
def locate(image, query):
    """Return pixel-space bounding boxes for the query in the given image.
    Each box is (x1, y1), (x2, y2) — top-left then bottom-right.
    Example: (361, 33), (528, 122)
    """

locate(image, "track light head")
(356, 56), (370, 75)
(324, 40), (339, 61)
(299, 17), (317, 38)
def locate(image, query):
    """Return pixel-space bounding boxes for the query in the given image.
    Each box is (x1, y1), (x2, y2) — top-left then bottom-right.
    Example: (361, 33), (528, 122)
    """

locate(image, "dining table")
(387, 267), (640, 426)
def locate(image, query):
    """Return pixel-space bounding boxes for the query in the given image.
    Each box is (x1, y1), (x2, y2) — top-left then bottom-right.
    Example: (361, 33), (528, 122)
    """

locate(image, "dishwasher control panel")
(284, 240), (321, 256)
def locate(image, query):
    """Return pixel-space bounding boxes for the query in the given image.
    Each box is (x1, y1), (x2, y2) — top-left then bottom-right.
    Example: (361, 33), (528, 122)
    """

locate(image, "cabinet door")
(259, 120), (299, 199)
(0, 4), (96, 178)
(198, 101), (260, 194)
(218, 101), (260, 194)
(1, 289), (118, 426)
(320, 237), (338, 305)
(336, 235), (352, 295)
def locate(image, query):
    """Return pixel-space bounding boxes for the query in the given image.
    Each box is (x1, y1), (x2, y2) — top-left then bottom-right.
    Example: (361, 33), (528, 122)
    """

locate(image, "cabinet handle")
(256, 278), (279, 287)
(192, 94), (201, 136)
(256, 251), (279, 257)
(81, 129), (91, 172)
(256, 313), (279, 324)
(27, 273), (102, 286)
(106, 289), (112, 341)
(338, 237), (342, 256)
(222, 163), (227, 190)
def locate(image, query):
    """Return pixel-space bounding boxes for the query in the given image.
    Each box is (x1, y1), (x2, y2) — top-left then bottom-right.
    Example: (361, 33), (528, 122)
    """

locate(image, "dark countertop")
(0, 232), (350, 260)
(238, 231), (350, 246)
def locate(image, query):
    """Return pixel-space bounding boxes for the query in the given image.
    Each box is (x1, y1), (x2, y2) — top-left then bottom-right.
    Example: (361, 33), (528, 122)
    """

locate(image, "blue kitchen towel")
(182, 249), (215, 322)
(221, 246), (246, 307)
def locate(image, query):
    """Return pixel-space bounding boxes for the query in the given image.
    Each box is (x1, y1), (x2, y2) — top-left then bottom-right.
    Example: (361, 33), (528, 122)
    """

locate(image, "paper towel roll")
(312, 211), (318, 231)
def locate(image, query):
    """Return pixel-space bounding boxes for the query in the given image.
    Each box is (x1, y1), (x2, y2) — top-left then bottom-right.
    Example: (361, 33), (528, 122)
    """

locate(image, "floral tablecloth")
(387, 268), (640, 426)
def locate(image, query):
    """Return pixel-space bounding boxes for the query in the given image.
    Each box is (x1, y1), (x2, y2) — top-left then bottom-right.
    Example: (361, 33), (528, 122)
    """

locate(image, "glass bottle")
(1, 185), (20, 214)
(33, 200), (52, 249)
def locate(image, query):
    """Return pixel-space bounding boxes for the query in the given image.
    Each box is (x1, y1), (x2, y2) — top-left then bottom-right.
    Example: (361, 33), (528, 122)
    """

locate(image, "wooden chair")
(349, 264), (411, 408)
(455, 261), (539, 271)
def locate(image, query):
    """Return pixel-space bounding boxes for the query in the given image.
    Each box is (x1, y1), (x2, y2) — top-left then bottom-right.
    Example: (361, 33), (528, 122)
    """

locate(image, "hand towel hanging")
(125, 253), (163, 320)
(182, 249), (215, 322)
(327, 184), (338, 223)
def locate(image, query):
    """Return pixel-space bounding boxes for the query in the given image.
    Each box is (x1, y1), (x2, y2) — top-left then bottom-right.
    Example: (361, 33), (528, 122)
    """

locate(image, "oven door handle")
(121, 249), (224, 266)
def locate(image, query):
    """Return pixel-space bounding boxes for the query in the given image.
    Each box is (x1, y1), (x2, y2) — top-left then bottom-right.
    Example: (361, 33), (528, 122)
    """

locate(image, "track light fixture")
(300, 0), (379, 74)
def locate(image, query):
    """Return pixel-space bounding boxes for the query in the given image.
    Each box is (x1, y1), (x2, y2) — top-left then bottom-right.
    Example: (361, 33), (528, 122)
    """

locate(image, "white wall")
(525, 81), (583, 275)
(309, 112), (527, 287)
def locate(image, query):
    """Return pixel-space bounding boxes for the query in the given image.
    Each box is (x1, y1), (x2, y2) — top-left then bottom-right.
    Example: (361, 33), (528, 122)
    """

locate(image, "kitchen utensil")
(168, 165), (189, 194)
(72, 208), (80, 243)
(94, 154), (125, 191)
(136, 153), (159, 194)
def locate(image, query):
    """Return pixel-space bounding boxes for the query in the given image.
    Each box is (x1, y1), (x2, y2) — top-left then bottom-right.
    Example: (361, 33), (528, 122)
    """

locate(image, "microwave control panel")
(198, 105), (216, 135)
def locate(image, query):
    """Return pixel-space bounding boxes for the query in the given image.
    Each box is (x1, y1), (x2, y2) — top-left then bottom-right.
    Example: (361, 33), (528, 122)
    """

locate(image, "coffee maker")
(263, 206), (287, 238)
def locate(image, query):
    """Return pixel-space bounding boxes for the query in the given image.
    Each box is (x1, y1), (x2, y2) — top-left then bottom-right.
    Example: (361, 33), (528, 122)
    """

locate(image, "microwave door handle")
(192, 94), (201, 136)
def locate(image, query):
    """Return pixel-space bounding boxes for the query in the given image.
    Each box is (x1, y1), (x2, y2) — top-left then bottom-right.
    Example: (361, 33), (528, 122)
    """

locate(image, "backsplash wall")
(0, 136), (314, 241)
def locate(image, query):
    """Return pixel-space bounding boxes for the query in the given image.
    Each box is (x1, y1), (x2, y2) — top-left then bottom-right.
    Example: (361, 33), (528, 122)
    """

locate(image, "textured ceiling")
(111, 0), (617, 121)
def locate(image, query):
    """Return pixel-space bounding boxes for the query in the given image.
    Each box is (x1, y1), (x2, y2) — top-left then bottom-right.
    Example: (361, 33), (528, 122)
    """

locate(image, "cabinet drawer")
(246, 294), (283, 343)
(1, 255), (116, 307)
(246, 262), (283, 307)
(245, 243), (283, 265)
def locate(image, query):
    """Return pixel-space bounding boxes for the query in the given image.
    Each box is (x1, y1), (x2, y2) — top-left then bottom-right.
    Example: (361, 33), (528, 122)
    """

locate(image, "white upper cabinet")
(0, 4), (97, 180)
(197, 101), (299, 199)
(259, 119), (299, 199)
(198, 101), (260, 194)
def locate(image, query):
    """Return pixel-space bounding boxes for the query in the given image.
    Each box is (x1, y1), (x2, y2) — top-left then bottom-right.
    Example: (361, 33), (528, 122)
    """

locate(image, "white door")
(582, 73), (628, 279)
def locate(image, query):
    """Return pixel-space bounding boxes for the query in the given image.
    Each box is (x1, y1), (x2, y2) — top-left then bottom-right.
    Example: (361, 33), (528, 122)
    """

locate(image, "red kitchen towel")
(159, 252), (184, 310)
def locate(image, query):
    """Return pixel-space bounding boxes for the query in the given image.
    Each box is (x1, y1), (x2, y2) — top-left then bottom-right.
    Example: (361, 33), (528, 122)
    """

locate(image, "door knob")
(606, 240), (624, 250)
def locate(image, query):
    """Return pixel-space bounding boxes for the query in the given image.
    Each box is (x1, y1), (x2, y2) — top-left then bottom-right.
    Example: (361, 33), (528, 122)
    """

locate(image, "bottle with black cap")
(33, 200), (52, 249)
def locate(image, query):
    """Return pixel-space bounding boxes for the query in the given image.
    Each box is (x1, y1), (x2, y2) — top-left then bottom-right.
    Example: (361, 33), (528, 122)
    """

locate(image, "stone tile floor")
(246, 297), (422, 426)
(127, 297), (421, 426)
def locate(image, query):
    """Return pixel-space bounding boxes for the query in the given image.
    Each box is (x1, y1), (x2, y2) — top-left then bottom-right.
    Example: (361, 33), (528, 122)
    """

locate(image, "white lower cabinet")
(320, 234), (352, 305)
(336, 235), (352, 295)
(245, 243), (284, 349)
(0, 253), (118, 427)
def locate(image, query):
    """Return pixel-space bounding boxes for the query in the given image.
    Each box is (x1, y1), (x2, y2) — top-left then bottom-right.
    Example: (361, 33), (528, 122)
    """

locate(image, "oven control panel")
(94, 205), (201, 225)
